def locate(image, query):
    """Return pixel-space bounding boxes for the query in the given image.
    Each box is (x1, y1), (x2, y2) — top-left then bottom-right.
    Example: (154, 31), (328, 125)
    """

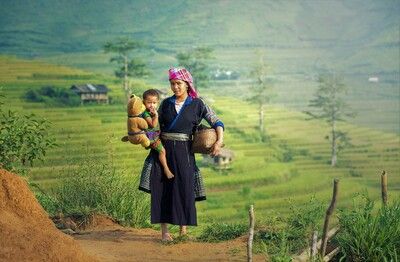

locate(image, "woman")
(146, 67), (224, 241)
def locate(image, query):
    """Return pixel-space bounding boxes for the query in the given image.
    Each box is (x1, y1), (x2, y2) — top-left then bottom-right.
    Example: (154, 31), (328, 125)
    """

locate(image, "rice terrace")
(0, 1), (399, 261)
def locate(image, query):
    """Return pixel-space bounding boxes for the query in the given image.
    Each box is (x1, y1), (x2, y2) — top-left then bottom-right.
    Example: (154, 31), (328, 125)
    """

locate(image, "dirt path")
(73, 218), (265, 262)
(0, 169), (264, 261)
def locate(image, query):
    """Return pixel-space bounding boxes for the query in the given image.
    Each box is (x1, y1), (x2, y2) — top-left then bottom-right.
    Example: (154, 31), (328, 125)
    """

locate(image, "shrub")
(24, 86), (81, 107)
(197, 222), (247, 242)
(34, 187), (59, 215)
(270, 232), (292, 262)
(239, 186), (252, 197)
(0, 109), (56, 172)
(284, 196), (325, 253)
(39, 155), (150, 227)
(254, 196), (325, 259)
(349, 168), (362, 177)
(24, 89), (44, 102)
(255, 230), (292, 262)
(287, 196), (325, 233)
(336, 197), (400, 261)
(276, 142), (295, 162)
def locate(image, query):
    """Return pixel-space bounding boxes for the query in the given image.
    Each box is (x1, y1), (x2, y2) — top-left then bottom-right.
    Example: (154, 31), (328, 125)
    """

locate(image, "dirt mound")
(53, 213), (122, 232)
(83, 214), (122, 231)
(0, 169), (97, 262)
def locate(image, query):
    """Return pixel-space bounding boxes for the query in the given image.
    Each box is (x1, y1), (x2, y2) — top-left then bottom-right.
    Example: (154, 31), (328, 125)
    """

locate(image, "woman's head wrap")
(168, 67), (198, 98)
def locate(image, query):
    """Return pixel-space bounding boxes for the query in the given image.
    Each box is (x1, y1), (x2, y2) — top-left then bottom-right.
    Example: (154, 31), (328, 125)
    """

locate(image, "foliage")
(104, 37), (144, 56)
(276, 142), (295, 162)
(305, 73), (354, 166)
(24, 86), (81, 106)
(104, 37), (148, 97)
(34, 187), (60, 215)
(39, 154), (150, 227)
(248, 50), (274, 107)
(255, 196), (325, 259)
(307, 73), (351, 122)
(176, 46), (214, 90)
(197, 222), (247, 242)
(270, 232), (292, 262)
(336, 196), (400, 261)
(255, 229), (292, 262)
(247, 50), (274, 142)
(286, 196), (325, 247)
(114, 58), (151, 79)
(0, 101), (56, 172)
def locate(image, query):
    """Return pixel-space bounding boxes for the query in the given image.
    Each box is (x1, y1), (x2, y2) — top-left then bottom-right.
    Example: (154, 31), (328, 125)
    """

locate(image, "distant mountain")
(0, 0), (399, 77)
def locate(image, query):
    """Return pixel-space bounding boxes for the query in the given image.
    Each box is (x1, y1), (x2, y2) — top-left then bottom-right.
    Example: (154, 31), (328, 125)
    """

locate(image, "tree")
(0, 104), (56, 173)
(176, 46), (214, 90)
(305, 73), (354, 167)
(104, 38), (147, 99)
(248, 51), (274, 142)
(114, 58), (150, 79)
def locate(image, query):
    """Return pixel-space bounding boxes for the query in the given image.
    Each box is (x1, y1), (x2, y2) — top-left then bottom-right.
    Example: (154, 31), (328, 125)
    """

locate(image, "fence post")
(320, 179), (339, 257)
(381, 170), (388, 206)
(247, 205), (255, 262)
(310, 230), (318, 260)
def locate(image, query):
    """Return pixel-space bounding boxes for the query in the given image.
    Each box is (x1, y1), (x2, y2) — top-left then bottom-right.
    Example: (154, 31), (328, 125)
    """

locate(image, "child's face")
(143, 95), (158, 111)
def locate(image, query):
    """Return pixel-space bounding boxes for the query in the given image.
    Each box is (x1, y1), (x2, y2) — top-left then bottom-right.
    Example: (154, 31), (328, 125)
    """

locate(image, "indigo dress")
(148, 95), (224, 226)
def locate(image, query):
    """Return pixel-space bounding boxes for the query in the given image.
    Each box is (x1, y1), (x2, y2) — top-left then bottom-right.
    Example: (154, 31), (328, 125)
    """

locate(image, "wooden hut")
(202, 148), (234, 169)
(70, 84), (109, 104)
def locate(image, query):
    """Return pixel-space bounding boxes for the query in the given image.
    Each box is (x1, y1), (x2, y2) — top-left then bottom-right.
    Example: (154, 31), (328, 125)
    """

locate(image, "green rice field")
(1, 55), (399, 227)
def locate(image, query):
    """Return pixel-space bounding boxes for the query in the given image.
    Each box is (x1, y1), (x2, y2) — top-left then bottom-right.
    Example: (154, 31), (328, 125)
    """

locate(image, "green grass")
(35, 153), (151, 228)
(335, 197), (400, 261)
(1, 56), (399, 237)
(197, 222), (248, 242)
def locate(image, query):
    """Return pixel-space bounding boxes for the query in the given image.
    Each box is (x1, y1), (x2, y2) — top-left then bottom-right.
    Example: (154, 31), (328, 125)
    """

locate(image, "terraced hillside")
(200, 96), (399, 222)
(1, 56), (399, 226)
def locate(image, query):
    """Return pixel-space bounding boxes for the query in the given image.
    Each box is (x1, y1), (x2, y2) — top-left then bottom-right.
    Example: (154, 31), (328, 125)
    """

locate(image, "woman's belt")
(161, 132), (191, 141)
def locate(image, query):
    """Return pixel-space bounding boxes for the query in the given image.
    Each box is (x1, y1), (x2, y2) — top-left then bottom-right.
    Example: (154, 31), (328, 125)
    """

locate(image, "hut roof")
(70, 84), (109, 94)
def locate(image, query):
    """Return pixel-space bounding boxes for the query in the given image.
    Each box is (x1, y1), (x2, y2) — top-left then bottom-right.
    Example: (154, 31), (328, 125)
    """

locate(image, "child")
(142, 89), (174, 179)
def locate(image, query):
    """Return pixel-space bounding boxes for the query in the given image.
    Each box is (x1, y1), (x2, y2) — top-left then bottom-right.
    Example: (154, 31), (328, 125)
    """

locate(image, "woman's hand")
(210, 140), (223, 157)
(210, 126), (224, 156)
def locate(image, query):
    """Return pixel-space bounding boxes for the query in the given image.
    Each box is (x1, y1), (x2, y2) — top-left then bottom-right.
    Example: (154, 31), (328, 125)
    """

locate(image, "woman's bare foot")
(179, 226), (187, 236)
(162, 233), (173, 241)
(164, 169), (175, 179)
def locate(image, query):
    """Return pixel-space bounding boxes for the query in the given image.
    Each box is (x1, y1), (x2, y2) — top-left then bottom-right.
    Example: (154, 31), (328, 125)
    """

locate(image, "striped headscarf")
(168, 67), (199, 99)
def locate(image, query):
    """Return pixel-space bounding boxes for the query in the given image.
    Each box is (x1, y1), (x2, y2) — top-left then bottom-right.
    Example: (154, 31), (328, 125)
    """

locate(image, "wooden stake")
(320, 179), (339, 257)
(296, 227), (339, 261)
(247, 205), (255, 262)
(381, 170), (388, 206)
(310, 230), (318, 260)
(323, 247), (340, 262)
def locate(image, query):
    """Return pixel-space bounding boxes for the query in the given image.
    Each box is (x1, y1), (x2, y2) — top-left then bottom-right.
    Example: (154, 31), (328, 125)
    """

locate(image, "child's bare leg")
(159, 148), (174, 179)
(161, 223), (173, 241)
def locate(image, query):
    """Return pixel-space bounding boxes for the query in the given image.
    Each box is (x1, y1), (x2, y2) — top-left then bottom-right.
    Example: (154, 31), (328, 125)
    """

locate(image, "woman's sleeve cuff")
(213, 121), (225, 130)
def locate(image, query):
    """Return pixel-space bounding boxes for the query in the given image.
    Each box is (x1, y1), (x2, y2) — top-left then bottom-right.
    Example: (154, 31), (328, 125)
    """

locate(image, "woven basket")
(191, 126), (217, 154)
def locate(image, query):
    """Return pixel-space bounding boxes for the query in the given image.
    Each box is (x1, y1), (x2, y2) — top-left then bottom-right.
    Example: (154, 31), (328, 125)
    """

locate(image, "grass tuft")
(37, 155), (150, 228)
(197, 222), (248, 242)
(336, 196), (400, 261)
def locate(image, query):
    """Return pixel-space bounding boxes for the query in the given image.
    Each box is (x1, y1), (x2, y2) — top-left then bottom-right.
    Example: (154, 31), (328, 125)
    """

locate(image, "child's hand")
(150, 108), (158, 117)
